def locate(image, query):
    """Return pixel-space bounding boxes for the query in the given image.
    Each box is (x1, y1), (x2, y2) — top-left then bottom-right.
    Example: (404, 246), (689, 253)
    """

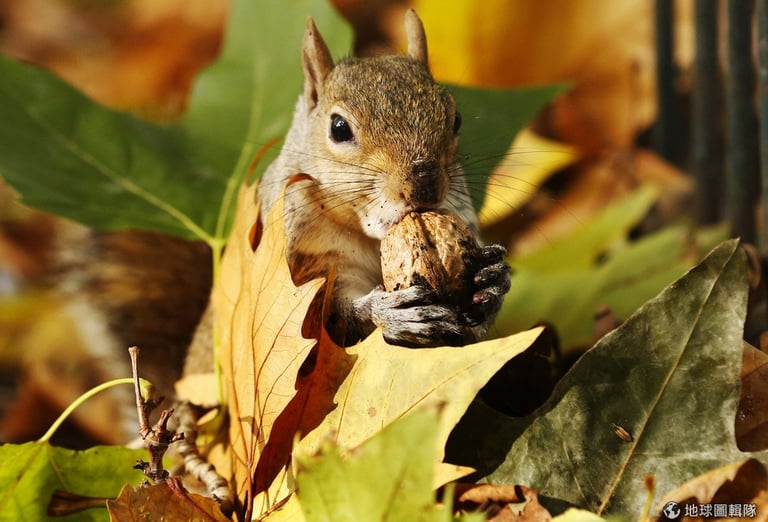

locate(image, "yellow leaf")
(411, 0), (656, 149)
(174, 372), (218, 408)
(478, 128), (577, 227)
(213, 181), (328, 512)
(216, 180), (542, 518)
(297, 327), (543, 466)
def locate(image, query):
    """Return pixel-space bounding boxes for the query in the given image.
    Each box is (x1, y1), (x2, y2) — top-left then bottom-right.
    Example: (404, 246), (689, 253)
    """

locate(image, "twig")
(129, 346), (184, 483)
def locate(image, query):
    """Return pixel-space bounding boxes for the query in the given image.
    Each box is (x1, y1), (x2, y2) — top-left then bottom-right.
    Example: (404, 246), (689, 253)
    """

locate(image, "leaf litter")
(213, 181), (543, 518)
(457, 239), (768, 516)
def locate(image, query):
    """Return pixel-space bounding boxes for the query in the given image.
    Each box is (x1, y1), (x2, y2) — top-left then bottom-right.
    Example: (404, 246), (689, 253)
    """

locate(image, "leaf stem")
(210, 240), (226, 406)
(37, 377), (136, 443)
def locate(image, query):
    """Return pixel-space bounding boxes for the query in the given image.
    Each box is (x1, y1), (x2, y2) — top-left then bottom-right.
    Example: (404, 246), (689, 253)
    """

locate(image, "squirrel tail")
(56, 227), (213, 402)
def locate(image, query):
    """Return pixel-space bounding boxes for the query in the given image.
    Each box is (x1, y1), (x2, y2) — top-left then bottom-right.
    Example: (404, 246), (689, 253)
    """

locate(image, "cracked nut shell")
(380, 210), (478, 300)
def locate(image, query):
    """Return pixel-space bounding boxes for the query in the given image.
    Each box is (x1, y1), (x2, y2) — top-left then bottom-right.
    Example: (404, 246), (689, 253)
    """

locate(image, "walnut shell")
(380, 210), (478, 300)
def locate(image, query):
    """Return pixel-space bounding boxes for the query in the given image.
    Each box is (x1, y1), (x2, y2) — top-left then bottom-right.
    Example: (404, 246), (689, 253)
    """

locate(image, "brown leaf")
(213, 181), (334, 511)
(656, 459), (768, 521)
(107, 478), (230, 522)
(216, 182), (543, 518)
(454, 484), (552, 522)
(0, 0), (225, 119)
(736, 342), (768, 451)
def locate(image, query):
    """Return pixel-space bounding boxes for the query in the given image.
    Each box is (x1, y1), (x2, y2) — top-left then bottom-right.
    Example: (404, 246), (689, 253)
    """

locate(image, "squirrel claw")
(348, 244), (511, 348)
(465, 244), (511, 325)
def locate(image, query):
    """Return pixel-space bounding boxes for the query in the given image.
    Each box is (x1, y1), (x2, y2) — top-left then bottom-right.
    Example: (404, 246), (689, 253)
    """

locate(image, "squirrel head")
(298, 10), (462, 239)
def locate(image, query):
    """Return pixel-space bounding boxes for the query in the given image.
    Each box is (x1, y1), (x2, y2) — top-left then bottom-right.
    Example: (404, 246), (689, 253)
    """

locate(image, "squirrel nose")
(407, 161), (446, 207)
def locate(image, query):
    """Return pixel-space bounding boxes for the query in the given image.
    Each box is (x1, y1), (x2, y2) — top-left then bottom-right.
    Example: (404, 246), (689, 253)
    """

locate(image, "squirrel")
(255, 10), (511, 347)
(56, 10), (511, 417)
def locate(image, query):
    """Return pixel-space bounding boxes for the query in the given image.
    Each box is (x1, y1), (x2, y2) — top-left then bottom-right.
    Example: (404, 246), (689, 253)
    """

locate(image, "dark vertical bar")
(692, 0), (724, 225)
(654, 0), (679, 163)
(759, 0), (768, 253)
(726, 0), (759, 243)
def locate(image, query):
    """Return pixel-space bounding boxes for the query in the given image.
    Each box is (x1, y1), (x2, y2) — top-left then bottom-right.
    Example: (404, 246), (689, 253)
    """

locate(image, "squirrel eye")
(453, 112), (462, 134)
(330, 114), (354, 142)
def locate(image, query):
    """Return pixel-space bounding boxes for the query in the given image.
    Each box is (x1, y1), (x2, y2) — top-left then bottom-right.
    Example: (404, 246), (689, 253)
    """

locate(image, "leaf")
(457, 239), (763, 516)
(214, 181), (543, 518)
(494, 186), (728, 351)
(0, 0), (353, 242)
(478, 129), (578, 228)
(295, 407), (445, 522)
(107, 478), (230, 522)
(449, 84), (567, 210)
(212, 181), (330, 512)
(655, 459), (768, 515)
(297, 327), (542, 467)
(413, 1), (656, 151)
(0, 442), (146, 521)
(736, 343), (768, 451)
(453, 483), (552, 521)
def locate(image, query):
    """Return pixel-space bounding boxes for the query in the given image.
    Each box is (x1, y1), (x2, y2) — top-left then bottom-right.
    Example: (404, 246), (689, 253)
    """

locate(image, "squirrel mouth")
(363, 206), (410, 239)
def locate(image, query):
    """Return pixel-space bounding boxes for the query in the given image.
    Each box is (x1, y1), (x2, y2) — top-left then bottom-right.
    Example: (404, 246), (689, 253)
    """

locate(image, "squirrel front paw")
(352, 285), (467, 347)
(464, 244), (512, 327)
(349, 245), (511, 348)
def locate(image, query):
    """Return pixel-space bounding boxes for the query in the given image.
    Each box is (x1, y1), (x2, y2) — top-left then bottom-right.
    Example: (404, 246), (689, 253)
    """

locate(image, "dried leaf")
(737, 343), (768, 451)
(459, 240), (765, 515)
(107, 478), (230, 522)
(455, 484), (551, 522)
(213, 181), (329, 508)
(215, 182), (543, 517)
(174, 373), (219, 408)
(297, 327), (543, 466)
(656, 459), (768, 520)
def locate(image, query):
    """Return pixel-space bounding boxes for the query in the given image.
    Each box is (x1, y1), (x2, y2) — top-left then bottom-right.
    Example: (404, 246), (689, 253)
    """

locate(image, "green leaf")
(450, 83), (567, 210)
(457, 239), (763, 516)
(179, 0), (354, 241)
(0, 1), (353, 243)
(494, 186), (728, 351)
(0, 0), (558, 242)
(0, 442), (146, 522)
(296, 407), (483, 522)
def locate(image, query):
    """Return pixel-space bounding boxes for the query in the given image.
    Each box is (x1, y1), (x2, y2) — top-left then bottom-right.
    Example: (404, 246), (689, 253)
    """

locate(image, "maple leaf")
(213, 180), (330, 514)
(214, 180), (542, 518)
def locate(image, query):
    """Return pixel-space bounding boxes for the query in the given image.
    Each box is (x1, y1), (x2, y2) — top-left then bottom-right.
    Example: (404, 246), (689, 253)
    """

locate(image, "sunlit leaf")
(214, 180), (543, 518)
(455, 239), (766, 516)
(494, 186), (728, 351)
(0, 442), (145, 522)
(413, 0), (656, 150)
(0, 0), (352, 242)
(478, 129), (577, 227)
(296, 407), (445, 522)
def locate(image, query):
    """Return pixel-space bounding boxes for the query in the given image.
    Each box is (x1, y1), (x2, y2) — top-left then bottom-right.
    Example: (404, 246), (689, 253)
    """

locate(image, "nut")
(380, 210), (478, 300)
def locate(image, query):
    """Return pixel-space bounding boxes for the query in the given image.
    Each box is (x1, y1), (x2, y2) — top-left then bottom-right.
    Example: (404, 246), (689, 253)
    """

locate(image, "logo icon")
(662, 501), (681, 520)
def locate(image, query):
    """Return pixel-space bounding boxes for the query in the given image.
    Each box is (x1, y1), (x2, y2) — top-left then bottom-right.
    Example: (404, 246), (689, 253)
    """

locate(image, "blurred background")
(0, 0), (760, 446)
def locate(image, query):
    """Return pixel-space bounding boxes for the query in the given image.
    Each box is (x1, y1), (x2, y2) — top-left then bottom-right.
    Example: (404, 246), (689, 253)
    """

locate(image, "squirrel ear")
(302, 17), (334, 111)
(404, 9), (428, 67)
